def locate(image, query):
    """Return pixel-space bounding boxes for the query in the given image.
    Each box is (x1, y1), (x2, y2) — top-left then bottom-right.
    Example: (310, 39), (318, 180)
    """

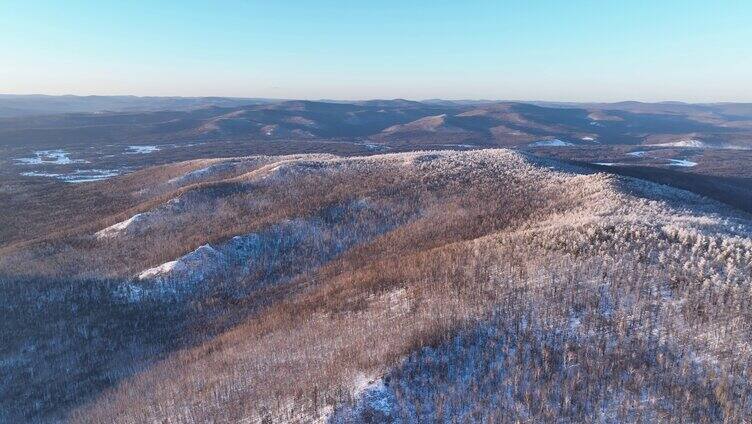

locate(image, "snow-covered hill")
(2, 149), (751, 423)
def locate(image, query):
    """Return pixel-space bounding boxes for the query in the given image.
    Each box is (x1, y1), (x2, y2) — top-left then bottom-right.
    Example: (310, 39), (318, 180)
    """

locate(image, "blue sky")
(1, 0), (751, 101)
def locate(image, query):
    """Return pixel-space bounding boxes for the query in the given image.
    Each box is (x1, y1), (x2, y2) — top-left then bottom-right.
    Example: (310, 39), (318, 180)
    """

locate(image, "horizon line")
(1, 93), (750, 105)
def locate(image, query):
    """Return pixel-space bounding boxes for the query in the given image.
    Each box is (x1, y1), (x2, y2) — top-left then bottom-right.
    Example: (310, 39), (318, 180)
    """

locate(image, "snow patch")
(21, 169), (121, 183)
(261, 125), (277, 136)
(363, 143), (387, 151)
(329, 376), (396, 423)
(96, 213), (150, 239)
(14, 150), (88, 165)
(627, 151), (647, 157)
(127, 145), (160, 154)
(137, 244), (223, 281)
(20, 171), (63, 178)
(667, 159), (697, 167)
(122, 244), (226, 301)
(650, 139), (707, 148)
(529, 139), (574, 147)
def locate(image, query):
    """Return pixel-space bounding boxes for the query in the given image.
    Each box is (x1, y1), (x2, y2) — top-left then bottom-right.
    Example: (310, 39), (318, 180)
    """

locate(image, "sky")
(1, 0), (751, 102)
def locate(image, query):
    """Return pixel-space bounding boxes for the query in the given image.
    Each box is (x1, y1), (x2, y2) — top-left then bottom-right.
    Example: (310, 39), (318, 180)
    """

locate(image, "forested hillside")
(2, 150), (751, 422)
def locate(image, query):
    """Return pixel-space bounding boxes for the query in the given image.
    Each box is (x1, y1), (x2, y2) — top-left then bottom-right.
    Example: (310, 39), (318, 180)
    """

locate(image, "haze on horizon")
(2, 0), (751, 103)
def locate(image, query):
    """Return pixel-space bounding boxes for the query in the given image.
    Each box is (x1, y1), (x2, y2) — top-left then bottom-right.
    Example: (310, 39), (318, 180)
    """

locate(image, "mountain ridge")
(3, 149), (751, 422)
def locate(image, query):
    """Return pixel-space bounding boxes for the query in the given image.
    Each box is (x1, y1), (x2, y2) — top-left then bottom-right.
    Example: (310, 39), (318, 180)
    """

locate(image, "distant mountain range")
(0, 94), (280, 118)
(1, 96), (751, 149)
